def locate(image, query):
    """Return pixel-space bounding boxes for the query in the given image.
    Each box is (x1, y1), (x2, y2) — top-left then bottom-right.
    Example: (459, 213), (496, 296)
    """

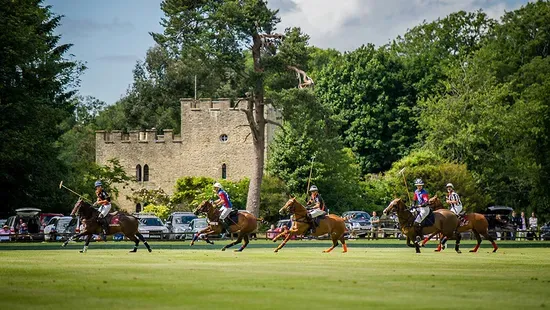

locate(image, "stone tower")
(95, 98), (280, 211)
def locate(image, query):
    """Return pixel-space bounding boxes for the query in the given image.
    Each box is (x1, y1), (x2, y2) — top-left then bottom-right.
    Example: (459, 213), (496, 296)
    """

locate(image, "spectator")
(529, 212), (538, 240)
(0, 225), (10, 242)
(369, 211), (381, 240)
(495, 215), (507, 240)
(518, 212), (528, 239)
(266, 224), (277, 239)
(510, 211), (519, 240)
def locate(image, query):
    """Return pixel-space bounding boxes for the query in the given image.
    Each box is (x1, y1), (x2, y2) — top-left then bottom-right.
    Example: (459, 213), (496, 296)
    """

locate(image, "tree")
(152, 0), (312, 216)
(0, 0), (84, 214)
(315, 45), (417, 174)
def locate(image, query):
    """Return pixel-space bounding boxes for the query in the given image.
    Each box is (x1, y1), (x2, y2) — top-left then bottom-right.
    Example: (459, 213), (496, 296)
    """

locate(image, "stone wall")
(96, 98), (279, 212)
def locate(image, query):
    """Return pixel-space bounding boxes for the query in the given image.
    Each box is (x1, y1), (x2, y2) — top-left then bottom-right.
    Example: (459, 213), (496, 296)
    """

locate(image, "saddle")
(418, 210), (435, 227)
(224, 209), (240, 226)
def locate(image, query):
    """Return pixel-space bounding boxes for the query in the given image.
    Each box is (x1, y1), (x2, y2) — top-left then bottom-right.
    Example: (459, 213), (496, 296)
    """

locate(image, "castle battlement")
(181, 98), (245, 111)
(95, 129), (182, 143)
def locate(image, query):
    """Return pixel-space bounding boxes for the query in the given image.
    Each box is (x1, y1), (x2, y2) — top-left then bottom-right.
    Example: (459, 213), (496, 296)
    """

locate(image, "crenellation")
(129, 130), (139, 142)
(163, 129), (173, 142)
(145, 129), (156, 141)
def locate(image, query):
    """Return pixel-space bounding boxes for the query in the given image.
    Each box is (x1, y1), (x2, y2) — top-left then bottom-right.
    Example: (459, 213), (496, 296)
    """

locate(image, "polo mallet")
(58, 181), (92, 204)
(305, 155), (316, 197)
(398, 168), (412, 205)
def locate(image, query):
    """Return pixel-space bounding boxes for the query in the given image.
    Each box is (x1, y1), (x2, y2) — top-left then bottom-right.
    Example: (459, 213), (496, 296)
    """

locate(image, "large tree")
(0, 0), (83, 214)
(152, 0), (311, 216)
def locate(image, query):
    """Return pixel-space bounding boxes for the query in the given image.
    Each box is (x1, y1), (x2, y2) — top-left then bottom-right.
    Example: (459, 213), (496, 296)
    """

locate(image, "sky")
(45, 0), (531, 105)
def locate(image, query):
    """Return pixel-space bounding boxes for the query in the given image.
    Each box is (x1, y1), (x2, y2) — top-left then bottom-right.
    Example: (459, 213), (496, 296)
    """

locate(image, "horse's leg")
(79, 234), (92, 253)
(470, 230), (482, 253)
(454, 231), (462, 254)
(421, 232), (437, 247)
(481, 231), (498, 253)
(235, 234), (250, 252)
(221, 233), (242, 251)
(191, 227), (210, 246)
(339, 231), (348, 253)
(271, 230), (288, 242)
(274, 233), (293, 253)
(129, 235), (139, 253)
(136, 232), (152, 252)
(62, 232), (84, 247)
(323, 235), (338, 253)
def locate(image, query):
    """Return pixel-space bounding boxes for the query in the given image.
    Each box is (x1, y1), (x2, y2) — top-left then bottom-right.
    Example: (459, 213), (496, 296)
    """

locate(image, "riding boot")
(414, 223), (423, 243)
(101, 217), (109, 241)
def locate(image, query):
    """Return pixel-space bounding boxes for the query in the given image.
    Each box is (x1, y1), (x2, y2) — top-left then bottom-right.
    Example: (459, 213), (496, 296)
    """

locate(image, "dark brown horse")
(383, 198), (460, 253)
(61, 199), (152, 253)
(423, 196), (498, 253)
(191, 200), (258, 252)
(272, 198), (348, 253)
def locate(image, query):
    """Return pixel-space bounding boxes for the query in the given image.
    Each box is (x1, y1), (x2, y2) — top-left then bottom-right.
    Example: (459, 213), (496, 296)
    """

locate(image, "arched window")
(143, 164), (149, 182)
(136, 203), (142, 213)
(136, 164), (142, 181)
(222, 163), (227, 179)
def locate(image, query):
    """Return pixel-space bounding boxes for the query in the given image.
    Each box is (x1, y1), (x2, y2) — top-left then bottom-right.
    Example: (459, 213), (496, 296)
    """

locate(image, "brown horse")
(383, 198), (460, 253)
(423, 196), (498, 253)
(272, 198), (348, 253)
(191, 200), (258, 252)
(61, 199), (152, 253)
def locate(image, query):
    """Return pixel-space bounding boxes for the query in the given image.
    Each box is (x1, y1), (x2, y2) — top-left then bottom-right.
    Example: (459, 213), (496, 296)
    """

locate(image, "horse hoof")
(79, 250), (84, 253)
(434, 249), (441, 252)
(469, 250), (477, 253)
(221, 248), (226, 252)
(233, 249), (243, 252)
(492, 249), (498, 253)
(342, 250), (347, 253)
(129, 250), (137, 253)
(456, 250), (462, 254)
(148, 249), (152, 253)
(274, 249), (278, 253)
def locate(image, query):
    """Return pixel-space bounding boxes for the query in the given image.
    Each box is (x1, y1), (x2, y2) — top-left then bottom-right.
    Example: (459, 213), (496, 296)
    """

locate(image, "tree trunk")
(245, 33), (266, 218)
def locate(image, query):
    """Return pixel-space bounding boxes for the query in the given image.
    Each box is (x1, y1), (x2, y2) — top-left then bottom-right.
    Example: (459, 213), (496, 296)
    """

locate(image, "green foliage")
(142, 204), (171, 220)
(259, 175), (289, 224)
(315, 45), (417, 174)
(0, 1), (84, 214)
(367, 150), (490, 212)
(171, 177), (249, 210)
(268, 89), (363, 213)
(128, 188), (171, 207)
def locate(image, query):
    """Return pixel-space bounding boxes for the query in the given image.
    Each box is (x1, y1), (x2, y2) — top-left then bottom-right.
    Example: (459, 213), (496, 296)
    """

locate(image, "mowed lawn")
(0, 240), (549, 310)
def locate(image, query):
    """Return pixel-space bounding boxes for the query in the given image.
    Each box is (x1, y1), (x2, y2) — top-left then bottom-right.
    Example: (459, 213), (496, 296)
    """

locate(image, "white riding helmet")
(414, 178), (424, 186)
(309, 185), (319, 192)
(213, 182), (223, 189)
(446, 183), (454, 188)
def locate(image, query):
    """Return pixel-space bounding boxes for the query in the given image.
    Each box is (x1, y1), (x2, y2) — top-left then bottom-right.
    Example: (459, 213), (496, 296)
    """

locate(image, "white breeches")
(219, 207), (231, 220)
(414, 206), (430, 224)
(450, 205), (463, 216)
(309, 209), (326, 218)
(98, 204), (111, 218)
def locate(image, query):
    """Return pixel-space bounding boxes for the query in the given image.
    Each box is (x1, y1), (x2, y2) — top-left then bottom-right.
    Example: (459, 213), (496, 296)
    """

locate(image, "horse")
(191, 200), (258, 252)
(272, 198), (348, 253)
(61, 199), (152, 253)
(423, 196), (498, 253)
(383, 198), (460, 253)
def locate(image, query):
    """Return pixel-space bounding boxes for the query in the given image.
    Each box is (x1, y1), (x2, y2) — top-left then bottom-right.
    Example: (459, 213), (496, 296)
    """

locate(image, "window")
(143, 164), (149, 181)
(135, 203), (142, 213)
(222, 163), (227, 179)
(136, 165), (142, 181)
(219, 134), (228, 142)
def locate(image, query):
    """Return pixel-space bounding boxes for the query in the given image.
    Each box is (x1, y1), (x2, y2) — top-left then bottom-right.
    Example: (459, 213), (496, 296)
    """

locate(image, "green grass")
(1, 240), (549, 310)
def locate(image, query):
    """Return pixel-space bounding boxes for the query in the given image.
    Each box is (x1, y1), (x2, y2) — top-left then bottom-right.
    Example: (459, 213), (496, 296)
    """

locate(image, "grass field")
(0, 240), (549, 310)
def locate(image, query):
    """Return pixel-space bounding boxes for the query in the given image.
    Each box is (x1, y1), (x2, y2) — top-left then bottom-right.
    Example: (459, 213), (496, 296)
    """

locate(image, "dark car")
(342, 211), (372, 238)
(483, 206), (515, 239)
(6, 208), (42, 239)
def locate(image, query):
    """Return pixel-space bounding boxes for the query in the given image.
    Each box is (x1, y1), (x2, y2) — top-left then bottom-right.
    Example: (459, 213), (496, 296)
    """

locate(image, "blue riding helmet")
(94, 180), (103, 187)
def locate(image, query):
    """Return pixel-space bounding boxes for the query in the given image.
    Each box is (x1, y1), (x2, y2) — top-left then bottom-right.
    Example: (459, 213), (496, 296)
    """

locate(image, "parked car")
(0, 219), (7, 227)
(44, 216), (81, 241)
(6, 208), (42, 239)
(183, 218), (214, 240)
(165, 212), (198, 240)
(540, 222), (550, 241)
(39, 213), (64, 236)
(342, 211), (372, 238)
(483, 206), (515, 239)
(135, 213), (169, 239)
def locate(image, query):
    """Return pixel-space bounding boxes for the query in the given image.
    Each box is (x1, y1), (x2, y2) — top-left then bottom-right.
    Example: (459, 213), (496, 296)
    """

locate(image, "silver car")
(183, 218), (212, 240)
(165, 212), (197, 240)
(44, 216), (80, 241)
(342, 211), (372, 238)
(136, 213), (169, 239)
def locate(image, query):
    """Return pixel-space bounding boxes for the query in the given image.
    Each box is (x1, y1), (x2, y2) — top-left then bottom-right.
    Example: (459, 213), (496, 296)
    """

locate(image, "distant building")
(96, 98), (280, 211)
